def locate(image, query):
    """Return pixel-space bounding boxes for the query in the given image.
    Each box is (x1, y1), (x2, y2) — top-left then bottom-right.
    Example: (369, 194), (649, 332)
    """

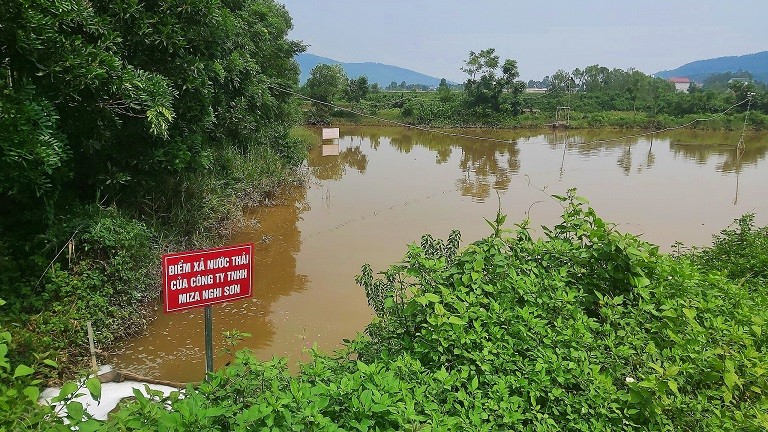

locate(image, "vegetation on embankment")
(301, 49), (768, 131)
(320, 90), (768, 131)
(4, 192), (766, 430)
(0, 0), (308, 379)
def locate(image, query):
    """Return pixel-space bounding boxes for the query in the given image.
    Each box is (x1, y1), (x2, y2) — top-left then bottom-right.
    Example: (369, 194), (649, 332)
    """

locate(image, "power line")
(267, 83), (752, 148)
(581, 98), (751, 146)
(268, 83), (517, 144)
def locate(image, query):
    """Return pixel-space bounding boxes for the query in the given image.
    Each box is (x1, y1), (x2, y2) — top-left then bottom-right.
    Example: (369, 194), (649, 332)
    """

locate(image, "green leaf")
(724, 372), (739, 389)
(13, 364), (35, 378)
(723, 389), (733, 404)
(423, 293), (440, 303)
(314, 397), (330, 410)
(86, 377), (101, 401)
(66, 400), (85, 422)
(52, 381), (80, 403)
(667, 380), (679, 396)
(77, 420), (103, 432)
(23, 385), (40, 402)
(448, 316), (465, 325)
(43, 359), (59, 368)
(0, 344), (8, 370)
(371, 404), (388, 412)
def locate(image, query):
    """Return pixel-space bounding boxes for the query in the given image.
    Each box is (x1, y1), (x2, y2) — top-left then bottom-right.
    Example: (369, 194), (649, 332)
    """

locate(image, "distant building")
(668, 77), (692, 93)
(525, 88), (548, 94)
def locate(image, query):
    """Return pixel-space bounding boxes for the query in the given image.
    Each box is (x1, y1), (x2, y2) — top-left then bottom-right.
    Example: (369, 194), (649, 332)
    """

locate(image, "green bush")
(50, 193), (764, 430)
(0, 299), (101, 431)
(689, 213), (768, 282)
(3, 206), (156, 371)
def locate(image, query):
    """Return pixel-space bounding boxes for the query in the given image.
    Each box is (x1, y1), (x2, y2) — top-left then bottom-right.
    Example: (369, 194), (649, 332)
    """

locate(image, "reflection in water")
(113, 186), (310, 381)
(639, 136), (656, 173)
(311, 145), (368, 180)
(114, 126), (768, 382)
(617, 145), (633, 176)
(671, 133), (768, 173)
(376, 127), (521, 201)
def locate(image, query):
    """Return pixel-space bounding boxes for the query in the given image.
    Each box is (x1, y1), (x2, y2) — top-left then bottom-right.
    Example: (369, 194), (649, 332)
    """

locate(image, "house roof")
(668, 77), (691, 84)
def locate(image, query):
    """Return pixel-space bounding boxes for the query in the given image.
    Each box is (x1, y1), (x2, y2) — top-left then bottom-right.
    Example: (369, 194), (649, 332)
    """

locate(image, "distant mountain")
(296, 53), (450, 87)
(655, 51), (768, 83)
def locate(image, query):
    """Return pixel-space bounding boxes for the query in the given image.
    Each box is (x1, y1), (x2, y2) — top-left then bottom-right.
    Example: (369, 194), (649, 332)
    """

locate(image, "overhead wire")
(267, 82), (752, 147)
(268, 83), (517, 144)
(257, 84), (756, 240)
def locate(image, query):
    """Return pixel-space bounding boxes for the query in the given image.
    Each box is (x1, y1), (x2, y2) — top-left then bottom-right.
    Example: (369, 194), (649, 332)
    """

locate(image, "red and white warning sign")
(162, 243), (253, 313)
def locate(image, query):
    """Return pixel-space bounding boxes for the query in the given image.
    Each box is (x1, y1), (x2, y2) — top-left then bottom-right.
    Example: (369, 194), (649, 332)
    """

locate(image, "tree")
(572, 68), (585, 92)
(344, 76), (370, 103)
(437, 78), (452, 102)
(728, 79), (756, 111)
(461, 48), (524, 113)
(302, 64), (346, 122)
(303, 64), (347, 103)
(0, 0), (305, 305)
(548, 69), (573, 94)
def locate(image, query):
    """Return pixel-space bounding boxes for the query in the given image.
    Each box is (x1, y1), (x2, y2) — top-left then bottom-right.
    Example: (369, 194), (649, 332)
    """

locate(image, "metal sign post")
(204, 305), (214, 376)
(161, 243), (254, 380)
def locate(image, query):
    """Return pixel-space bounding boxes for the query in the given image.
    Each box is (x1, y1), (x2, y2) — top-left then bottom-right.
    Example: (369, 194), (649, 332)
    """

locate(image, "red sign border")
(162, 243), (254, 313)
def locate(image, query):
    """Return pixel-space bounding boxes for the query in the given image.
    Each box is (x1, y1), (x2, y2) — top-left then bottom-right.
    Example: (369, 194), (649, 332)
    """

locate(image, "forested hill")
(297, 53), (448, 87)
(655, 51), (768, 83)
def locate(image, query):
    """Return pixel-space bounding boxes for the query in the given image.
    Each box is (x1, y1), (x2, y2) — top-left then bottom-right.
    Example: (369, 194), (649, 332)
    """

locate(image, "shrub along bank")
(325, 88), (768, 131)
(0, 0), (308, 379)
(4, 192), (766, 430)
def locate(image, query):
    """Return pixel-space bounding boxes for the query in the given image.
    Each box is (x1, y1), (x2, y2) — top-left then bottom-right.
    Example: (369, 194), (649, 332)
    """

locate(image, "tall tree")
(302, 64), (346, 122)
(0, 0), (305, 291)
(344, 76), (370, 103)
(461, 48), (524, 113)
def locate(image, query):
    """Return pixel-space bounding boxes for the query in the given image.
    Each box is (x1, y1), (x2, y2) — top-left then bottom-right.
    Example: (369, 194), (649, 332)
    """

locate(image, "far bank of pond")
(113, 126), (768, 382)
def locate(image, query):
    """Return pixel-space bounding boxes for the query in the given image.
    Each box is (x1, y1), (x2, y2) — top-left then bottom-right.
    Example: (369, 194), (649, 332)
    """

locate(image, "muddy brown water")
(113, 126), (768, 382)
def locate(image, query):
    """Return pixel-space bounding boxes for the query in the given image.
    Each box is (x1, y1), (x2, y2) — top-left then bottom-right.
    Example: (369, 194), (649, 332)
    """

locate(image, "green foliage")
(1, 0), (307, 376)
(25, 195), (762, 430)
(302, 63), (348, 123)
(0, 299), (104, 431)
(2, 0), (306, 232)
(688, 213), (768, 282)
(220, 330), (252, 361)
(401, 97), (455, 126)
(351, 193), (768, 430)
(4, 206), (156, 372)
(461, 48), (525, 115)
(345, 76), (371, 103)
(336, 58), (768, 129)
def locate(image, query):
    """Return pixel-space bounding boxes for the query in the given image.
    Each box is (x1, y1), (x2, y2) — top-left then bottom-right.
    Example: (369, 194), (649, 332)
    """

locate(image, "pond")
(113, 126), (768, 382)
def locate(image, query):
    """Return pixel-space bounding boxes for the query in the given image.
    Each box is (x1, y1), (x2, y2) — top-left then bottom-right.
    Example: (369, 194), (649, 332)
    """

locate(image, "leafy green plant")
(220, 330), (253, 361)
(1, 298), (102, 431)
(6, 195), (767, 431)
(689, 213), (768, 281)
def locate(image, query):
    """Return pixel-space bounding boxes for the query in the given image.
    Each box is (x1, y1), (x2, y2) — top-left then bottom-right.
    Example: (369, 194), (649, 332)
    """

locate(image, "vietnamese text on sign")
(162, 243), (254, 313)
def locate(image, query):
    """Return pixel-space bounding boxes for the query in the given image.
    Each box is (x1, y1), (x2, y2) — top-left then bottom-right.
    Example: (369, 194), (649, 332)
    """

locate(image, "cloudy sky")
(279, 0), (768, 82)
